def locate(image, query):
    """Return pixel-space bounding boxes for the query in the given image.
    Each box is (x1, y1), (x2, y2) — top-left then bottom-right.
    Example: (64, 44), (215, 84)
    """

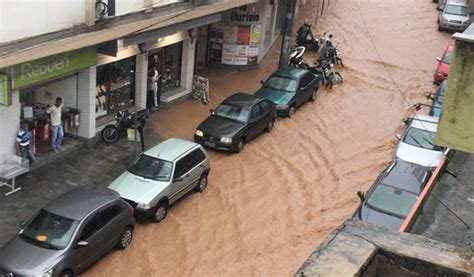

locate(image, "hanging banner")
(250, 24), (261, 45)
(12, 47), (97, 89)
(222, 44), (236, 65)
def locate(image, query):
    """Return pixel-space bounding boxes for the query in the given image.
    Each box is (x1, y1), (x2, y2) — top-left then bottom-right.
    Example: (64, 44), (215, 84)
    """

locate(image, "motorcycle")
(321, 45), (344, 67)
(296, 36), (320, 52)
(289, 46), (343, 90)
(101, 109), (150, 143)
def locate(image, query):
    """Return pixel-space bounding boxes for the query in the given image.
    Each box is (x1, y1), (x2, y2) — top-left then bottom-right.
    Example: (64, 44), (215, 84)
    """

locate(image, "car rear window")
(264, 76), (297, 92)
(366, 184), (418, 218)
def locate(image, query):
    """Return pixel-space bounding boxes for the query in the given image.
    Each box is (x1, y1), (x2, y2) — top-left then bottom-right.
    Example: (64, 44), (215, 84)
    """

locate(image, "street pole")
(278, 0), (297, 69)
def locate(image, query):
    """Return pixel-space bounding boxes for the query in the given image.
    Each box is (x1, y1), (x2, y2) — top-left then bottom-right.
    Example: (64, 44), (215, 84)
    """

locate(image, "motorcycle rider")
(296, 19), (315, 47)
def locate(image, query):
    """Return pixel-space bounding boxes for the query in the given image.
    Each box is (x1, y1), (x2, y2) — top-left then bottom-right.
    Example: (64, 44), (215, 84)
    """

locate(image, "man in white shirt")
(46, 97), (64, 153)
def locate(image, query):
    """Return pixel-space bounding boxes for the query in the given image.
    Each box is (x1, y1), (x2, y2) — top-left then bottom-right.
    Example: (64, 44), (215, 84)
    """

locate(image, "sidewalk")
(0, 120), (162, 246)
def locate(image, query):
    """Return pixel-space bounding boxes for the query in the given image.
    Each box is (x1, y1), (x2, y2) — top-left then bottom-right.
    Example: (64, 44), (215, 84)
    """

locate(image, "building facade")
(0, 0), (261, 161)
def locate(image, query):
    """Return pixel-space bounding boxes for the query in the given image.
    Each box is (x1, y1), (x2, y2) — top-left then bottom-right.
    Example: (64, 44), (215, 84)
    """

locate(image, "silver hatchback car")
(438, 0), (471, 31)
(109, 138), (210, 222)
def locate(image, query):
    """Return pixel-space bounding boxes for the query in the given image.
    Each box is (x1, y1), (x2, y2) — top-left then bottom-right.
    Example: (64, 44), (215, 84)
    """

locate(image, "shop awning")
(123, 13), (222, 47)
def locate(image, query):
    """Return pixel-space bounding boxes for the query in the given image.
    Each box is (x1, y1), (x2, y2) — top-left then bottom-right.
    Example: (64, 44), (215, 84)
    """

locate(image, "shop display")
(148, 43), (182, 93)
(192, 76), (209, 104)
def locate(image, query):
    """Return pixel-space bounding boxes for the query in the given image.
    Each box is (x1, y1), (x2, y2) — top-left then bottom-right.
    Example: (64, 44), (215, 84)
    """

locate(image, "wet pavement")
(0, 0), (456, 276)
(409, 152), (474, 251)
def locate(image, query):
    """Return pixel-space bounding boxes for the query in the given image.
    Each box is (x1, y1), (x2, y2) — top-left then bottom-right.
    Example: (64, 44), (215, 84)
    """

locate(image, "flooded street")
(86, 0), (451, 276)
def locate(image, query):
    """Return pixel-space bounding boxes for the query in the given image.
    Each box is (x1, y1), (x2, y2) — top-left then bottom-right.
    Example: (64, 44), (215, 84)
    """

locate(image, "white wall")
(0, 0), (86, 43)
(0, 91), (21, 161)
(33, 76), (78, 109)
(152, 0), (185, 7)
(115, 0), (143, 16)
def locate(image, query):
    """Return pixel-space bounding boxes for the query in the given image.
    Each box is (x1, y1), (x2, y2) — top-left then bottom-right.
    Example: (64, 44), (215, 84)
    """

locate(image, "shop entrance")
(19, 74), (82, 157)
(148, 42), (183, 94)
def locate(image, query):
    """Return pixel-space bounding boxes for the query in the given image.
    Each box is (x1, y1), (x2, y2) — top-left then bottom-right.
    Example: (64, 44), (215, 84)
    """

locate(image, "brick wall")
(77, 66), (96, 139)
(0, 91), (21, 161)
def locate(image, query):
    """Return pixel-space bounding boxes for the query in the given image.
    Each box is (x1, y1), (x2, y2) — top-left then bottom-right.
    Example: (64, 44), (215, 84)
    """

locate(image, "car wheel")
(59, 270), (73, 277)
(266, 120), (275, 132)
(195, 174), (208, 192)
(152, 202), (168, 223)
(288, 106), (296, 118)
(310, 90), (317, 102)
(235, 138), (245, 153)
(117, 226), (133, 250)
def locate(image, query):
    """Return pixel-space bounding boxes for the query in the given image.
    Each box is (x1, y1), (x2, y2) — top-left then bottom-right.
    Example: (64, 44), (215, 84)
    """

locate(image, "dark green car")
(255, 68), (320, 117)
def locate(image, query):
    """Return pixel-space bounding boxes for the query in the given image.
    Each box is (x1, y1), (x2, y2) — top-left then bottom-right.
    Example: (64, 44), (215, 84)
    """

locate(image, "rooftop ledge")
(0, 0), (258, 68)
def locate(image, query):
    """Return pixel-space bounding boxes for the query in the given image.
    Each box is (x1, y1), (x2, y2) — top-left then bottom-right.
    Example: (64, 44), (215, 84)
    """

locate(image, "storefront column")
(0, 91), (21, 160)
(77, 66), (97, 139)
(135, 53), (148, 110)
(181, 38), (196, 91)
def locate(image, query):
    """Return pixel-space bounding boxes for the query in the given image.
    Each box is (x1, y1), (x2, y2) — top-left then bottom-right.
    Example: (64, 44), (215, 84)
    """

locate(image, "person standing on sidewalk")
(46, 97), (64, 153)
(150, 65), (161, 109)
(15, 120), (35, 165)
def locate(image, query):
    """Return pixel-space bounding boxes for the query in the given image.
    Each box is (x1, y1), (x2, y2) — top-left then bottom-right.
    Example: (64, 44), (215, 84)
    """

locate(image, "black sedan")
(194, 93), (276, 153)
(353, 159), (432, 232)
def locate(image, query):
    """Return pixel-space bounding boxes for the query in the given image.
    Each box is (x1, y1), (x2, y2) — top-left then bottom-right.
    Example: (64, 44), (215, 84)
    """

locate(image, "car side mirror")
(396, 134), (401, 140)
(403, 118), (411, 125)
(357, 191), (365, 203)
(76, 241), (88, 248)
(436, 57), (441, 62)
(210, 109), (214, 114)
(173, 176), (184, 183)
(260, 80), (265, 85)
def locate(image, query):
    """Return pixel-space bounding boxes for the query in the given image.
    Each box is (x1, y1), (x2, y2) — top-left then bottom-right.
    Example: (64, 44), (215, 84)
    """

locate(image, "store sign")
(229, 6), (260, 23)
(0, 73), (11, 106)
(12, 47), (97, 89)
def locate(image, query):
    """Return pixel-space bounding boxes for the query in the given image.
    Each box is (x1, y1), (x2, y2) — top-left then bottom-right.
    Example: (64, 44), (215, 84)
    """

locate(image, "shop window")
(96, 56), (136, 118)
(148, 42), (182, 93)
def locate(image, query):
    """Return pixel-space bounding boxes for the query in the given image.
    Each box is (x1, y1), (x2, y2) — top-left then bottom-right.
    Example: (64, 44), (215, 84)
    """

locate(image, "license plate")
(204, 141), (216, 147)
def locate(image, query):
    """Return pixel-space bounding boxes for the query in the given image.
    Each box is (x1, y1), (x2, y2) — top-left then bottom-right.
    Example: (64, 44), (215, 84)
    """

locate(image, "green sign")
(0, 74), (10, 106)
(12, 47), (97, 89)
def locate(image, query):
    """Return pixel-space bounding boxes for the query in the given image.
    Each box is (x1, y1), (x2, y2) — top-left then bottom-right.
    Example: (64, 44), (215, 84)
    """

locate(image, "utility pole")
(278, 0), (297, 69)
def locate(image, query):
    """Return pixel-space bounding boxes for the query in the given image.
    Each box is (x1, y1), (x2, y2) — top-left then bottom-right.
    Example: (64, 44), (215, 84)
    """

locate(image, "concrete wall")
(0, 91), (20, 162)
(0, 0), (86, 43)
(77, 67), (97, 139)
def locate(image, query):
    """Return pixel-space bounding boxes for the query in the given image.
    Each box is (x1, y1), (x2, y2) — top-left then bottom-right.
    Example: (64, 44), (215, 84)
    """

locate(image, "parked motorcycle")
(296, 36), (320, 52)
(289, 46), (343, 90)
(101, 109), (150, 143)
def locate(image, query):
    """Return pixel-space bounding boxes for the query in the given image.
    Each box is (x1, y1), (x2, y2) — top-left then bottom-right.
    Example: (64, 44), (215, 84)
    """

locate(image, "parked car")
(428, 80), (447, 117)
(109, 138), (210, 222)
(255, 67), (319, 117)
(438, 0), (471, 32)
(354, 160), (432, 231)
(194, 93), (276, 153)
(395, 115), (445, 168)
(0, 186), (135, 277)
(433, 43), (454, 85)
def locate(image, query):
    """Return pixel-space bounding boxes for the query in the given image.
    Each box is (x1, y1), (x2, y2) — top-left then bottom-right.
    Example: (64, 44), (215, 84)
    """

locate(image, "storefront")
(96, 56), (136, 118)
(8, 47), (96, 155)
(148, 42), (183, 94)
(208, 1), (284, 67)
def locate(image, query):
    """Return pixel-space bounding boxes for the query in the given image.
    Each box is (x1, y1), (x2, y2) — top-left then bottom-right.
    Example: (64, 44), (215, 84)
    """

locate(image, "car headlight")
(195, 130), (204, 137)
(39, 269), (53, 277)
(277, 104), (289, 109)
(136, 202), (151, 210)
(220, 137), (232, 144)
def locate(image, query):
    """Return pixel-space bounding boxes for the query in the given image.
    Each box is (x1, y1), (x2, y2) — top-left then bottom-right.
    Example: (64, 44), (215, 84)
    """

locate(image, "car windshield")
(214, 103), (250, 123)
(443, 52), (452, 64)
(19, 209), (79, 250)
(264, 76), (297, 92)
(445, 5), (469, 16)
(403, 127), (438, 151)
(366, 184), (418, 218)
(128, 154), (173, 181)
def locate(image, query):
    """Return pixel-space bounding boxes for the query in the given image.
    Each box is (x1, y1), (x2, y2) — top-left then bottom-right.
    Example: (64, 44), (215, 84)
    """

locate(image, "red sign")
(237, 25), (251, 45)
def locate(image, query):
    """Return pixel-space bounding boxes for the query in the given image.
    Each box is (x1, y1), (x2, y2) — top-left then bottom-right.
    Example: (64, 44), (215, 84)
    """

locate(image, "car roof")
(380, 160), (431, 194)
(223, 92), (262, 107)
(44, 186), (120, 221)
(271, 67), (308, 80)
(409, 114), (438, 132)
(144, 138), (198, 161)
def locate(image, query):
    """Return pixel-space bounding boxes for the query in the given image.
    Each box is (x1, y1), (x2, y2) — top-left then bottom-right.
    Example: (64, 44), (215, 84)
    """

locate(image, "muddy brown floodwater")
(86, 0), (452, 276)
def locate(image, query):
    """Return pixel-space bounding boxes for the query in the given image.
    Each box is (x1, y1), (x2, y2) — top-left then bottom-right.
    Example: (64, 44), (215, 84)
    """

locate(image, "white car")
(395, 115), (445, 168)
